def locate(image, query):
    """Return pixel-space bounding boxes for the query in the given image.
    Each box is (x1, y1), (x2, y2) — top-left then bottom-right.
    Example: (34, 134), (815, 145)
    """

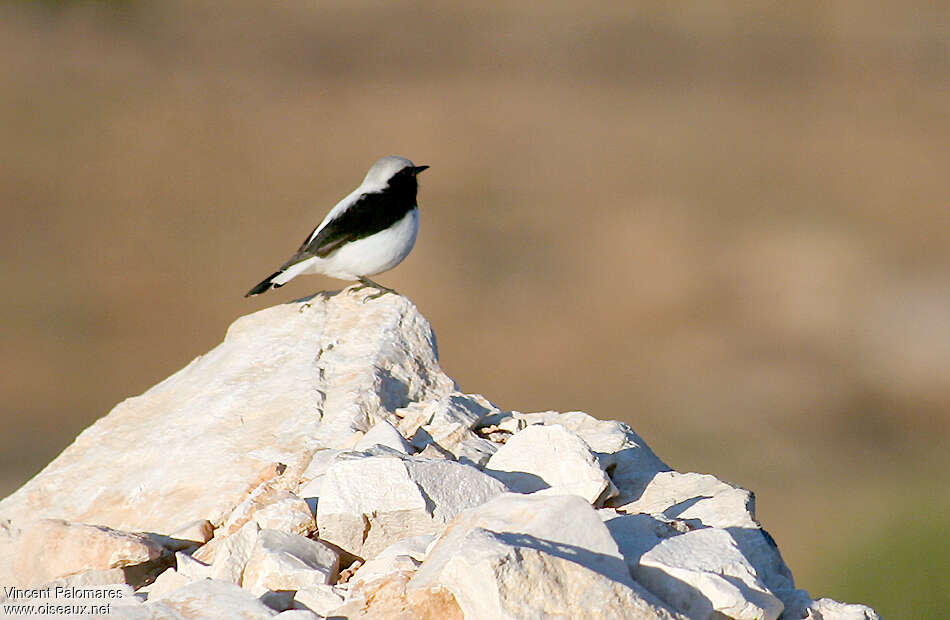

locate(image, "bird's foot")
(354, 277), (398, 302)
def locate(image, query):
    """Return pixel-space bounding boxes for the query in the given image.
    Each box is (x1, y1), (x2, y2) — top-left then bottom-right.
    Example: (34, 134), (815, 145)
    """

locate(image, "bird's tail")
(245, 271), (285, 297)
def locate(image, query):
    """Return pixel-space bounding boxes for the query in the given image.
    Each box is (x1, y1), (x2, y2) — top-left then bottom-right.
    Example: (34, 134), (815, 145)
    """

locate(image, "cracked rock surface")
(0, 291), (879, 619)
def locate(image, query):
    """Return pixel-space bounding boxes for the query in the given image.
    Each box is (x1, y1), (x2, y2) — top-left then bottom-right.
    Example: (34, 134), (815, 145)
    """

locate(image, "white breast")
(307, 208), (419, 280)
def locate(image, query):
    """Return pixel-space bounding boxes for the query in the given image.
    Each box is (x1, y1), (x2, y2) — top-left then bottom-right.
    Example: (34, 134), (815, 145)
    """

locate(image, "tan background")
(2, 1), (948, 616)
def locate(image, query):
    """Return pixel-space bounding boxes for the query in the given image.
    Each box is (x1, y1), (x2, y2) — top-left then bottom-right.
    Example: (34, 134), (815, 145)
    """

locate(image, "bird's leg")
(355, 276), (398, 301)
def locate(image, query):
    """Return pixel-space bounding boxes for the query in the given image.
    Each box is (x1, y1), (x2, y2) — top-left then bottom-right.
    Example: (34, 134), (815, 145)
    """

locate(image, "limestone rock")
(400, 392), (500, 465)
(210, 521), (260, 584)
(617, 471), (758, 529)
(317, 453), (507, 558)
(632, 527), (785, 620)
(169, 520), (215, 547)
(498, 410), (670, 505)
(241, 529), (339, 596)
(354, 419), (413, 454)
(330, 571), (463, 620)
(12, 519), (170, 587)
(113, 579), (277, 619)
(0, 293), (879, 618)
(258, 589), (296, 612)
(139, 568), (190, 601)
(291, 584), (345, 616)
(175, 552), (212, 581)
(484, 423), (617, 505)
(410, 494), (682, 619)
(0, 293), (454, 535)
(376, 534), (437, 562)
(275, 611), (322, 620)
(805, 598), (883, 620)
(249, 492), (315, 537)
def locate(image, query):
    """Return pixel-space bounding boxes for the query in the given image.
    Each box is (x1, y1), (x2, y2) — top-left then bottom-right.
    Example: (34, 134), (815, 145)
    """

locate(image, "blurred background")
(1, 1), (947, 616)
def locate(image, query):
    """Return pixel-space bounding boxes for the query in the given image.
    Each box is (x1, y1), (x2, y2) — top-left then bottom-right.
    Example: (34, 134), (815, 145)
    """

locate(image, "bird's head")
(362, 155), (428, 192)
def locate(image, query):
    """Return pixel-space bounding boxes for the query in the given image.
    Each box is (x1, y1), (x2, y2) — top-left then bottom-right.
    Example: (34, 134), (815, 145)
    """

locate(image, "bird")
(245, 155), (428, 300)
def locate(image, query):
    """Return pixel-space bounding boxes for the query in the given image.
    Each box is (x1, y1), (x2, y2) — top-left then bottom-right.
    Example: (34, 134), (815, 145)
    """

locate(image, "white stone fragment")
(139, 567), (190, 601)
(174, 551), (212, 581)
(259, 589), (296, 612)
(291, 584), (345, 616)
(0, 293), (879, 619)
(633, 527), (784, 620)
(376, 533), (437, 561)
(413, 494), (631, 586)
(354, 419), (412, 453)
(453, 436), (498, 466)
(275, 610), (322, 620)
(210, 521), (260, 584)
(511, 410), (669, 505)
(169, 520), (215, 546)
(410, 494), (681, 620)
(807, 598), (882, 620)
(241, 529), (339, 596)
(351, 554), (421, 588)
(317, 454), (507, 558)
(601, 510), (686, 570)
(402, 392), (499, 462)
(113, 579), (278, 619)
(0, 294), (454, 535)
(416, 442), (455, 460)
(618, 471), (758, 529)
(485, 424), (617, 506)
(12, 519), (168, 587)
(252, 492), (316, 536)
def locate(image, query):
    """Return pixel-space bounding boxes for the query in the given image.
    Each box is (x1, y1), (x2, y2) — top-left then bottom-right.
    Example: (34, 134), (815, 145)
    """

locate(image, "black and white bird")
(246, 155), (428, 299)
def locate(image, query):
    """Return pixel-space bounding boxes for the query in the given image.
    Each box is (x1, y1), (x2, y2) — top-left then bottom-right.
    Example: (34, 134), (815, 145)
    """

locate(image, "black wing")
(281, 167), (418, 268)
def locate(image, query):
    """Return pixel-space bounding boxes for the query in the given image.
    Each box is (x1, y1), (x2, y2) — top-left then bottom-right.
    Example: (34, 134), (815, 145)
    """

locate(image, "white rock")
(485, 424), (617, 505)
(806, 598), (882, 620)
(174, 552), (212, 581)
(416, 442), (455, 461)
(291, 584), (345, 616)
(330, 571), (462, 619)
(258, 589), (296, 612)
(169, 520), (215, 546)
(401, 392), (499, 464)
(608, 471), (798, 606)
(351, 554), (421, 588)
(295, 448), (345, 512)
(376, 533), (437, 561)
(113, 579), (277, 619)
(242, 529), (339, 596)
(317, 454), (507, 558)
(409, 494), (681, 619)
(617, 471), (758, 529)
(452, 436), (498, 467)
(633, 527), (784, 620)
(139, 568), (190, 601)
(12, 519), (169, 587)
(251, 492), (315, 536)
(413, 493), (632, 587)
(510, 410), (669, 505)
(0, 294), (454, 535)
(210, 521), (260, 584)
(354, 419), (412, 453)
(0, 295), (879, 619)
(275, 610), (322, 620)
(601, 511), (686, 569)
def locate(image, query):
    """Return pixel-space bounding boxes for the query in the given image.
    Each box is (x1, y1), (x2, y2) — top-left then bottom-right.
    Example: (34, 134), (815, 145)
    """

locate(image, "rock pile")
(0, 291), (879, 619)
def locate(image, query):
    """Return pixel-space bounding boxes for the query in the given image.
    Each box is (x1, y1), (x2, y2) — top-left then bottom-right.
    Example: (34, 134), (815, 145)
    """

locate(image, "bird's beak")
(413, 165), (429, 175)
